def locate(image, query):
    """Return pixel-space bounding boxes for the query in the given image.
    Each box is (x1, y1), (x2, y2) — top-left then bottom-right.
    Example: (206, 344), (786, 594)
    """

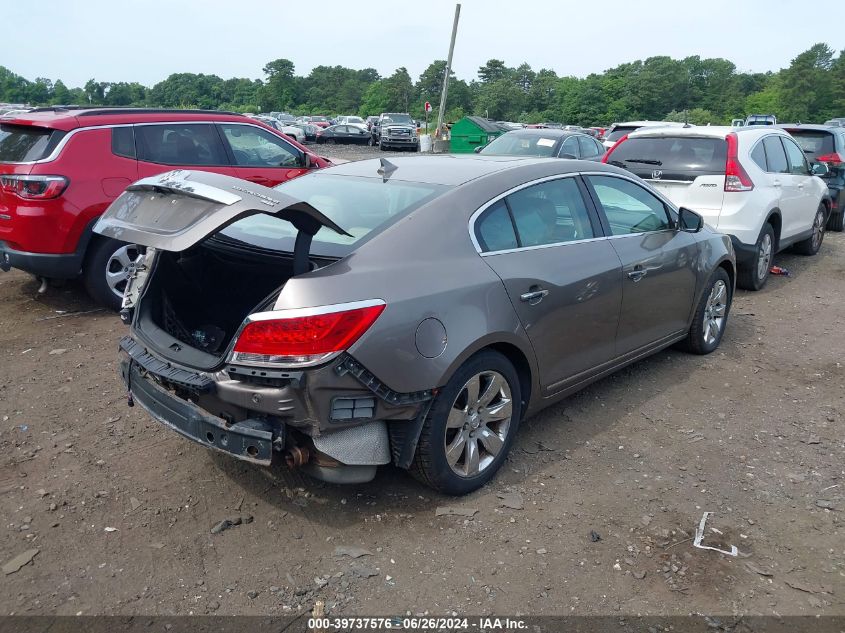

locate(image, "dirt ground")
(1, 150), (843, 618)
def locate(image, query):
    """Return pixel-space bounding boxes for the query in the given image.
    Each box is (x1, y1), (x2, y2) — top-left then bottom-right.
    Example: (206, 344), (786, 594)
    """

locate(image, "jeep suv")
(603, 126), (831, 290)
(0, 107), (330, 308)
(372, 113), (418, 151)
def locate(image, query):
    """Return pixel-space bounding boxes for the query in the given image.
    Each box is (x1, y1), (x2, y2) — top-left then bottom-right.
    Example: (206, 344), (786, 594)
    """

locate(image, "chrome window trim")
(480, 235), (609, 257)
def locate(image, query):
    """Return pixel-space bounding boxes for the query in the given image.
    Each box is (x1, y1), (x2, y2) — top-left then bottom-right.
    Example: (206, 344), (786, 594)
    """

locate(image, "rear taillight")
(724, 132), (753, 192)
(601, 134), (628, 163)
(230, 300), (385, 368)
(0, 175), (68, 199)
(816, 152), (843, 166)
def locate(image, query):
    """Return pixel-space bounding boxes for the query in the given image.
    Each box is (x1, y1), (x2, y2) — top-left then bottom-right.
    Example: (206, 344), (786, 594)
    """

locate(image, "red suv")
(0, 107), (331, 308)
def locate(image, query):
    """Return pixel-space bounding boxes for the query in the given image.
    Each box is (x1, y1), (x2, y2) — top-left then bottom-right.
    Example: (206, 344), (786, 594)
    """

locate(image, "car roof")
(1, 107), (257, 131)
(611, 121), (687, 128)
(627, 125), (782, 140)
(496, 129), (587, 139)
(776, 123), (841, 133)
(317, 154), (623, 186)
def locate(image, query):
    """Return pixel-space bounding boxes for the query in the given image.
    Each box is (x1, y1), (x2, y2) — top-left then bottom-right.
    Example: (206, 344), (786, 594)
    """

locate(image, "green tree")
(478, 59), (511, 83)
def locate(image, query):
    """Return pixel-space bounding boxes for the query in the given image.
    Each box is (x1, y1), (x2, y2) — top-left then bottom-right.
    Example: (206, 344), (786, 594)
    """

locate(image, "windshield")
(0, 124), (64, 162)
(219, 174), (450, 258)
(608, 136), (727, 180)
(346, 117), (364, 123)
(606, 126), (639, 142)
(382, 114), (413, 126)
(787, 131), (835, 159)
(480, 132), (559, 157)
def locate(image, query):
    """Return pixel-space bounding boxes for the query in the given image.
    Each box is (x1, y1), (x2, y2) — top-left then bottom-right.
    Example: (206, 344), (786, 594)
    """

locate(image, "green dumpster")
(449, 116), (506, 153)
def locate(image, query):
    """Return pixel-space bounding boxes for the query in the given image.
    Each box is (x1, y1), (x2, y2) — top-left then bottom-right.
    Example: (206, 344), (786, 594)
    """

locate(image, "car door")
(134, 122), (236, 180)
(584, 174), (699, 356)
(217, 122), (308, 187)
(474, 176), (622, 394)
(780, 135), (817, 237)
(760, 135), (800, 239)
(347, 125), (370, 145)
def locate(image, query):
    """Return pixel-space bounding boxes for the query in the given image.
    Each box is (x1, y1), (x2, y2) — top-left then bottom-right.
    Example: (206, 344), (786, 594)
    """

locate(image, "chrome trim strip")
(127, 170), (242, 205)
(480, 235), (609, 256)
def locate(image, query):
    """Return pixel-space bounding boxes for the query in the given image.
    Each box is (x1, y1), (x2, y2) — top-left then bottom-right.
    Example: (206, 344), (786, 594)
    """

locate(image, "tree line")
(1, 43), (843, 125)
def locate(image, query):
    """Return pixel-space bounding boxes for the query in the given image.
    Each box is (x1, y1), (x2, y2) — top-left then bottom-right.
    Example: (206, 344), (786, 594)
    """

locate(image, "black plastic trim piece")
(334, 355), (434, 406)
(119, 336), (213, 392)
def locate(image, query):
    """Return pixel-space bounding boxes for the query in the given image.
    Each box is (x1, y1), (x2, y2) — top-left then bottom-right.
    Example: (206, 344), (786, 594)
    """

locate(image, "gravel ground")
(0, 187), (843, 618)
(309, 142), (420, 163)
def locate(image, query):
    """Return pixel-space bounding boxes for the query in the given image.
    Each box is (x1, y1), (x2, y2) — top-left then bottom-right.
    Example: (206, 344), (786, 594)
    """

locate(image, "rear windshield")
(0, 124), (65, 162)
(218, 174), (450, 257)
(786, 130), (835, 159)
(606, 126), (639, 142)
(480, 132), (559, 157)
(608, 136), (727, 179)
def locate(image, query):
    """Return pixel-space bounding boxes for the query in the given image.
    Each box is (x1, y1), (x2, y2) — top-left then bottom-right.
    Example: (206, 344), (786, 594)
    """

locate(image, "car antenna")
(378, 158), (398, 182)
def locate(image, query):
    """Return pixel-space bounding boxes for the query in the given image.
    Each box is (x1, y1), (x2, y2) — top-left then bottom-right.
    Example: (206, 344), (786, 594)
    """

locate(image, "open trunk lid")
(93, 169), (349, 253)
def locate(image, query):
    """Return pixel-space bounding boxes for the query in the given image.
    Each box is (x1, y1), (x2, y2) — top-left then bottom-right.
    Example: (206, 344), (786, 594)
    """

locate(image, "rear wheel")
(794, 204), (826, 255)
(411, 351), (521, 495)
(737, 223), (774, 291)
(83, 238), (142, 311)
(680, 268), (732, 355)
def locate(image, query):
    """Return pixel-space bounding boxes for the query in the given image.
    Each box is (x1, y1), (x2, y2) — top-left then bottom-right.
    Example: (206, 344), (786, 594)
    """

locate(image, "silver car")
(95, 157), (735, 495)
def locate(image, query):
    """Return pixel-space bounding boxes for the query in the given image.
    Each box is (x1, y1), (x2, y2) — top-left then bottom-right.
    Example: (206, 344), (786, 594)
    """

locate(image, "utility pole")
(436, 3), (461, 140)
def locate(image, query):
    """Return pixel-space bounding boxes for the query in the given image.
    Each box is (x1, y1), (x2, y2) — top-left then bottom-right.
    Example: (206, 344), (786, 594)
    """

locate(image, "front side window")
(782, 137), (809, 175)
(219, 123), (300, 168)
(506, 178), (595, 247)
(587, 175), (671, 235)
(762, 136), (789, 173)
(135, 124), (227, 166)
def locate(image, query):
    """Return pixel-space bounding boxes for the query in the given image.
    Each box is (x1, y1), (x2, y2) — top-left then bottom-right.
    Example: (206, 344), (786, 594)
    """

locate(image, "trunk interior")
(141, 239), (296, 359)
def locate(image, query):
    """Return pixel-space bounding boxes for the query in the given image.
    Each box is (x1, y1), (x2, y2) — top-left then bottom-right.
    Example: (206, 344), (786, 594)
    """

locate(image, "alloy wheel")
(811, 208), (825, 251)
(702, 279), (728, 346)
(105, 244), (143, 300)
(756, 233), (773, 281)
(443, 371), (513, 477)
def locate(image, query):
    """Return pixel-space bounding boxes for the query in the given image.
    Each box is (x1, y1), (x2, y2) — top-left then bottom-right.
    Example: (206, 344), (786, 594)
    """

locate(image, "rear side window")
(506, 178), (595, 247)
(750, 141), (767, 171)
(476, 200), (518, 252)
(135, 124), (228, 166)
(111, 127), (135, 159)
(0, 124), (65, 162)
(608, 137), (727, 180)
(762, 136), (789, 173)
(578, 136), (601, 158)
(787, 131), (835, 161)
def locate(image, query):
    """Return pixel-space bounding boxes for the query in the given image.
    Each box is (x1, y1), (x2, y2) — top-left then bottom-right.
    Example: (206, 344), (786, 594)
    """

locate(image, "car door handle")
(772, 180), (782, 187)
(627, 269), (648, 282)
(520, 289), (549, 304)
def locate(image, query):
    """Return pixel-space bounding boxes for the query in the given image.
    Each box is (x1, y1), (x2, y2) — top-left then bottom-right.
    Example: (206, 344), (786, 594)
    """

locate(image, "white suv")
(603, 126), (831, 290)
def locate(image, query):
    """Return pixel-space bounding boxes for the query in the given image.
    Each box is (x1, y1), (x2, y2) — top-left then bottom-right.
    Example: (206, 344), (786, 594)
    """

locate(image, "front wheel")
(793, 204), (826, 255)
(680, 268), (732, 355)
(411, 351), (522, 495)
(737, 223), (774, 291)
(83, 238), (143, 311)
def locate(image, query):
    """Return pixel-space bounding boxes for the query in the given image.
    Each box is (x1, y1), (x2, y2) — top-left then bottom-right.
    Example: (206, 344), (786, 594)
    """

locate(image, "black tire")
(794, 204), (826, 255)
(826, 209), (844, 232)
(413, 143), (420, 153)
(367, 136), (375, 146)
(325, 139), (335, 145)
(379, 141), (387, 151)
(82, 237), (141, 311)
(679, 267), (732, 355)
(737, 223), (775, 291)
(410, 350), (522, 495)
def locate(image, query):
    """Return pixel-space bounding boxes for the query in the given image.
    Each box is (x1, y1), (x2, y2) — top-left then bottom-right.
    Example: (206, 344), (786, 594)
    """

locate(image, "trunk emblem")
(652, 170), (662, 180)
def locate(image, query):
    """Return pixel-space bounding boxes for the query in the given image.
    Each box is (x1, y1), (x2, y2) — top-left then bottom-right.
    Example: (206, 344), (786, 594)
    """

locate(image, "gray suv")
(96, 158), (735, 494)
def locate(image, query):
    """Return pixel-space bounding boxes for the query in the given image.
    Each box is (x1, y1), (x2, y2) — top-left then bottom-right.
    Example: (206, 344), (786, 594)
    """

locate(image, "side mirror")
(678, 206), (703, 232)
(474, 146), (484, 154)
(302, 153), (313, 169)
(811, 162), (830, 177)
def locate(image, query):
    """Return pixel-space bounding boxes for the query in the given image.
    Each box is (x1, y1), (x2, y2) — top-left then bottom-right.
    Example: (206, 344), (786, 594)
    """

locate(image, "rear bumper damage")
(119, 336), (433, 483)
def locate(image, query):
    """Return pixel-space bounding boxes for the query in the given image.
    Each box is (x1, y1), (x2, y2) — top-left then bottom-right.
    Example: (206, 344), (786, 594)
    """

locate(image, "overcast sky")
(3, 0), (835, 87)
